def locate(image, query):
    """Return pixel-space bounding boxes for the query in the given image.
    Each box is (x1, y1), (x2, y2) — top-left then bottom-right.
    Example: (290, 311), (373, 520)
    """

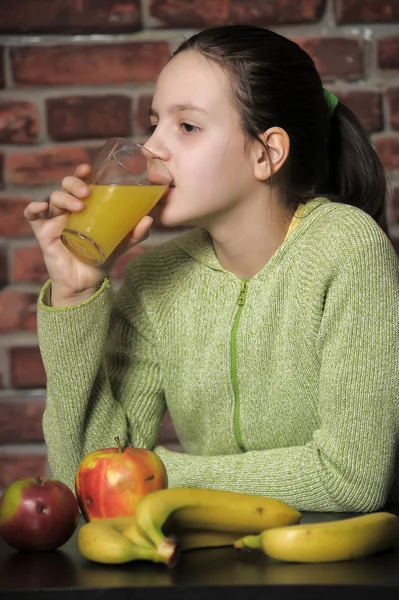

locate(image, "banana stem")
(157, 537), (177, 561)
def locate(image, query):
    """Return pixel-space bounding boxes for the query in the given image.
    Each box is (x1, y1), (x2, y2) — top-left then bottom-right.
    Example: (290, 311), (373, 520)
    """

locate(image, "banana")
(77, 519), (172, 565)
(175, 528), (240, 551)
(79, 515), (239, 563)
(108, 516), (154, 548)
(133, 488), (301, 560)
(167, 503), (300, 534)
(234, 512), (399, 563)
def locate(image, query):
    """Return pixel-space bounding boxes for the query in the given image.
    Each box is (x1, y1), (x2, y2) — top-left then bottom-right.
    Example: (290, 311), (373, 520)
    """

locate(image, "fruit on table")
(78, 515), (247, 565)
(0, 476), (80, 551)
(75, 437), (168, 521)
(234, 511), (399, 563)
(130, 487), (302, 561)
(165, 502), (300, 534)
(76, 490), (301, 565)
(78, 518), (170, 565)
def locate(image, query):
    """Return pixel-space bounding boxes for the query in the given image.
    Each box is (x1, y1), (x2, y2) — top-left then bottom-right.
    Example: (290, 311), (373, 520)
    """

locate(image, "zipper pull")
(237, 280), (248, 306)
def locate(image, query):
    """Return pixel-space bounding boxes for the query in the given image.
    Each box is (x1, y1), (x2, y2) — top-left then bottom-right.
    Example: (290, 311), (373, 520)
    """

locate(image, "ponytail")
(325, 103), (387, 232)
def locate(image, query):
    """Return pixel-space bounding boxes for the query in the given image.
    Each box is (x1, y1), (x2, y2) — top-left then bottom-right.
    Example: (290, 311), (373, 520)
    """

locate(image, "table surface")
(2, 511), (399, 600)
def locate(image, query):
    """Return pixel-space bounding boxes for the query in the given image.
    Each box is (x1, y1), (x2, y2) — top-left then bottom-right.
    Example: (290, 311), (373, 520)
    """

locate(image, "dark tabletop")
(1, 511), (399, 600)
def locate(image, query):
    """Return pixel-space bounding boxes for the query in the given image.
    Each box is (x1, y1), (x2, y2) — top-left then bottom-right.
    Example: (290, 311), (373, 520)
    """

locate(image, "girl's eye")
(148, 123), (157, 134)
(180, 123), (200, 133)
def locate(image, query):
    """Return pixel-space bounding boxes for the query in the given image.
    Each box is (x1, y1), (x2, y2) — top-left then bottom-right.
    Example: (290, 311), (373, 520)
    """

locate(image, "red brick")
(374, 137), (399, 171)
(0, 454), (47, 489)
(379, 37), (399, 70)
(5, 146), (90, 187)
(135, 94), (153, 136)
(0, 0), (141, 34)
(335, 0), (399, 23)
(10, 346), (46, 389)
(233, 0), (326, 24)
(0, 101), (39, 144)
(11, 244), (48, 284)
(0, 246), (7, 288)
(0, 396), (45, 444)
(0, 46), (4, 88)
(0, 288), (38, 332)
(149, 0), (325, 27)
(11, 43), (170, 86)
(150, 0), (229, 26)
(336, 90), (382, 133)
(110, 244), (148, 280)
(296, 37), (363, 81)
(387, 88), (399, 130)
(0, 195), (33, 237)
(46, 95), (132, 142)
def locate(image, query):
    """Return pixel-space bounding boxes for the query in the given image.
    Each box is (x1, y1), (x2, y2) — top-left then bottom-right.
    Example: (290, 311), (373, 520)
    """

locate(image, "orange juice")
(61, 184), (167, 264)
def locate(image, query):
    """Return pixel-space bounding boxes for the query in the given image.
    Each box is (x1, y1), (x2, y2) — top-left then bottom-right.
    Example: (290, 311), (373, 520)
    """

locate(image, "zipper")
(230, 279), (248, 452)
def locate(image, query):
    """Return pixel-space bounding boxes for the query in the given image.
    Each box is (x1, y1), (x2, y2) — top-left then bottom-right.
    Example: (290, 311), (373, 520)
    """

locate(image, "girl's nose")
(142, 133), (171, 163)
(138, 144), (172, 186)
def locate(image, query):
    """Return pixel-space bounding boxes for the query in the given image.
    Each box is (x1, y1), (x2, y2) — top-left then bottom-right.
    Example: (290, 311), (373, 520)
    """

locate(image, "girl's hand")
(24, 163), (153, 307)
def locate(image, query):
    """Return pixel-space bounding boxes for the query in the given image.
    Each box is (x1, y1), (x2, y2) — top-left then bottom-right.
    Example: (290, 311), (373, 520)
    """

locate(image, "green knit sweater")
(38, 198), (399, 512)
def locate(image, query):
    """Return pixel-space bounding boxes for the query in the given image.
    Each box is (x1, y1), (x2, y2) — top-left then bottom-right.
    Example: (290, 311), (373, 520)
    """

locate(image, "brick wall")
(0, 0), (398, 490)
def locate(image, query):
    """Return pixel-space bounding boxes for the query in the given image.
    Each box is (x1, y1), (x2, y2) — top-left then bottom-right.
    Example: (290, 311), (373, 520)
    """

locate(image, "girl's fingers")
(105, 216), (153, 269)
(48, 190), (86, 218)
(74, 163), (92, 179)
(61, 175), (91, 199)
(130, 215), (153, 244)
(24, 201), (49, 222)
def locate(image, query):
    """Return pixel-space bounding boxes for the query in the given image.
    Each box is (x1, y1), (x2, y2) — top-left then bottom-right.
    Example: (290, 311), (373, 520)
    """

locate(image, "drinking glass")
(61, 138), (171, 265)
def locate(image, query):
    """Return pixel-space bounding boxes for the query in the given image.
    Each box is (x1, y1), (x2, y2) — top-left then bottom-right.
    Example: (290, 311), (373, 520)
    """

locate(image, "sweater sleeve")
(38, 277), (166, 492)
(154, 229), (399, 513)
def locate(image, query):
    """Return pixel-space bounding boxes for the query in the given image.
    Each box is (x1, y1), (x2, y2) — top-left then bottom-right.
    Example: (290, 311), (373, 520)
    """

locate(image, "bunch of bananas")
(77, 487), (399, 566)
(77, 487), (301, 565)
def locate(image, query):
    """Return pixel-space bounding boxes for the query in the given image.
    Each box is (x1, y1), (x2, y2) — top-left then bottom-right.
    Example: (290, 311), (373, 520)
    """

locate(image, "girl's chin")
(155, 198), (202, 228)
(158, 209), (194, 229)
(159, 214), (187, 228)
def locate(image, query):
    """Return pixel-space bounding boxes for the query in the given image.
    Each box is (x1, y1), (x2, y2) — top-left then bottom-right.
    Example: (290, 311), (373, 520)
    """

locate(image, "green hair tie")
(323, 88), (339, 115)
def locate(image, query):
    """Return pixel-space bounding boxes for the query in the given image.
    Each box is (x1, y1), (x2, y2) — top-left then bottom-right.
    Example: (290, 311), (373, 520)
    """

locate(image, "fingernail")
(80, 186), (90, 195)
(74, 201), (85, 209)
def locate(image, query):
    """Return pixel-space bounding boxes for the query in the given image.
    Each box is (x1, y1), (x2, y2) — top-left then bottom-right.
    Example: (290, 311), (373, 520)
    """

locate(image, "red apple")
(0, 476), (80, 551)
(75, 437), (168, 521)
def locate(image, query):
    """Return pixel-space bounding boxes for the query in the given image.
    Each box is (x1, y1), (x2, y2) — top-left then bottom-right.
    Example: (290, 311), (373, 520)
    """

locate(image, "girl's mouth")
(164, 184), (175, 198)
(158, 184), (174, 206)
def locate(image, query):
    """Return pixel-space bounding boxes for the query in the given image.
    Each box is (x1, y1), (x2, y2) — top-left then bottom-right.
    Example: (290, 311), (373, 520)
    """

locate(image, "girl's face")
(144, 51), (261, 229)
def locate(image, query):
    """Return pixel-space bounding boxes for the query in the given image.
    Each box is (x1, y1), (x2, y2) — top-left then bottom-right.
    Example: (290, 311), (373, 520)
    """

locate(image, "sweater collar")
(173, 197), (331, 273)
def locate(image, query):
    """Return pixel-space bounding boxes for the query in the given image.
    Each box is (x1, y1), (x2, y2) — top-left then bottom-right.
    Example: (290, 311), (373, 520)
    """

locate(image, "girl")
(25, 25), (399, 512)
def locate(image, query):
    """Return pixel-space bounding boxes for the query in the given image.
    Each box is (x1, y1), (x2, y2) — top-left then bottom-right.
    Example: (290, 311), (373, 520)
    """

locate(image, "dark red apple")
(75, 437), (168, 521)
(0, 476), (80, 551)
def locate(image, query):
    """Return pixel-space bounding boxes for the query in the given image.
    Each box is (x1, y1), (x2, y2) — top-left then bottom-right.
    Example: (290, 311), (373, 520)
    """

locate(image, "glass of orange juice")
(60, 139), (171, 265)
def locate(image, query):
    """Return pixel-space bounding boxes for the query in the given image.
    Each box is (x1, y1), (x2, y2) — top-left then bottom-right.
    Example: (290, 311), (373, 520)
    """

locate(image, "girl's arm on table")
(38, 277), (165, 492)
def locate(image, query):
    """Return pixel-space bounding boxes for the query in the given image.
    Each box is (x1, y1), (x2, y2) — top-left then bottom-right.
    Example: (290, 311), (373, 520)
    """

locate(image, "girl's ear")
(252, 127), (290, 181)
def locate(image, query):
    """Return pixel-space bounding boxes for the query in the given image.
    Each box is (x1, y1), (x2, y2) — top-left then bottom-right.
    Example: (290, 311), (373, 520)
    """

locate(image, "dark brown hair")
(174, 25), (387, 231)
